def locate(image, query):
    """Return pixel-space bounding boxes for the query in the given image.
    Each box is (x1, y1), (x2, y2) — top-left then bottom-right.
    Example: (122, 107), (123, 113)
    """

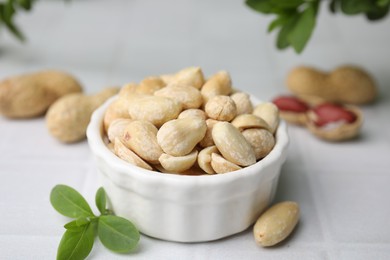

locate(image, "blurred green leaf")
(288, 4), (317, 53)
(269, 0), (303, 9)
(377, 0), (390, 7)
(95, 187), (107, 215)
(246, 0), (390, 54)
(17, 0), (33, 10)
(276, 16), (298, 49)
(329, 0), (339, 13)
(341, 0), (372, 14)
(366, 4), (389, 20)
(268, 15), (289, 32)
(246, 0), (274, 13)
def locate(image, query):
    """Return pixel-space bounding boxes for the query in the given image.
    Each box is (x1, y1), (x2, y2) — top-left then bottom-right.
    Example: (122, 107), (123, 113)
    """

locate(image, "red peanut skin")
(273, 96), (309, 113)
(313, 103), (357, 127)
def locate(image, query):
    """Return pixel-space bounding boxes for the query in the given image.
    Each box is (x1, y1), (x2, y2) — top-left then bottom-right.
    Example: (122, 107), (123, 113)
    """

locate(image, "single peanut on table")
(273, 94), (362, 142)
(253, 201), (300, 247)
(287, 65), (377, 105)
(47, 87), (119, 143)
(0, 70), (83, 118)
(273, 96), (310, 125)
(306, 103), (362, 141)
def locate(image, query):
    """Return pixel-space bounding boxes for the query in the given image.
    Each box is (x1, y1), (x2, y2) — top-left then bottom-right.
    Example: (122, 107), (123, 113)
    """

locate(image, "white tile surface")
(1, 0), (390, 259)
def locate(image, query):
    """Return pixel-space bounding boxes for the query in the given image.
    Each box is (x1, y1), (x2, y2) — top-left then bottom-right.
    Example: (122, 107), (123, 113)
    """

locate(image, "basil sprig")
(0, 0), (36, 41)
(246, 0), (390, 53)
(50, 185), (140, 260)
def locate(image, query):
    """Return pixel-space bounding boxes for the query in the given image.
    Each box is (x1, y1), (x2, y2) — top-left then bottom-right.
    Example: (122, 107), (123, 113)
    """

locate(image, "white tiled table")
(1, 0), (390, 259)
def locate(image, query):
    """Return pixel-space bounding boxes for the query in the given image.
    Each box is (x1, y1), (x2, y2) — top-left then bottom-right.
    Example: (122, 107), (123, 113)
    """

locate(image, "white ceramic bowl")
(86, 96), (289, 242)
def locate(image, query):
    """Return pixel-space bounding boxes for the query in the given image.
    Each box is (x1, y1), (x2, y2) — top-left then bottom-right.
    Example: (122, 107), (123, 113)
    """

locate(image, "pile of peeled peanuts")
(103, 67), (280, 175)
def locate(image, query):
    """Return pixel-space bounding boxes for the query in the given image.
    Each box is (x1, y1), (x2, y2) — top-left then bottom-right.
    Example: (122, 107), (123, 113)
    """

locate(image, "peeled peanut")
(287, 65), (377, 105)
(212, 122), (256, 166)
(157, 118), (207, 156)
(136, 77), (165, 95)
(253, 201), (300, 247)
(103, 98), (131, 132)
(118, 83), (137, 99)
(211, 153), (241, 174)
(160, 74), (175, 85)
(272, 96), (309, 125)
(198, 146), (219, 174)
(252, 102), (279, 134)
(154, 83), (203, 109)
(107, 142), (115, 153)
(114, 138), (152, 170)
(0, 70), (83, 118)
(122, 120), (163, 164)
(201, 71), (232, 102)
(178, 109), (207, 120)
(170, 67), (205, 89)
(242, 129), (275, 160)
(46, 87), (119, 143)
(159, 149), (198, 173)
(155, 162), (204, 176)
(231, 114), (271, 132)
(199, 119), (219, 148)
(127, 95), (182, 127)
(306, 104), (362, 141)
(231, 92), (253, 115)
(107, 118), (133, 143)
(205, 95), (237, 121)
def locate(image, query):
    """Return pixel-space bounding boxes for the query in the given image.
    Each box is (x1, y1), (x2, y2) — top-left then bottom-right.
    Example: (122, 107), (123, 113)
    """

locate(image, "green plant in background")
(0, 0), (37, 41)
(1, 0), (389, 52)
(246, 0), (390, 53)
(50, 185), (140, 260)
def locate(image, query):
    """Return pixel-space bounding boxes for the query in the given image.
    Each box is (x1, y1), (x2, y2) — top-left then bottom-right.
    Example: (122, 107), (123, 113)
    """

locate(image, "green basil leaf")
(288, 4), (316, 53)
(16, 0), (32, 10)
(376, 0), (390, 7)
(4, 20), (25, 41)
(366, 4), (389, 20)
(98, 215), (140, 253)
(4, 0), (16, 23)
(50, 185), (95, 218)
(246, 0), (275, 14)
(57, 222), (95, 260)
(268, 16), (289, 32)
(329, 0), (339, 13)
(341, 0), (372, 14)
(276, 15), (298, 49)
(269, 0), (303, 9)
(64, 218), (90, 231)
(95, 187), (107, 215)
